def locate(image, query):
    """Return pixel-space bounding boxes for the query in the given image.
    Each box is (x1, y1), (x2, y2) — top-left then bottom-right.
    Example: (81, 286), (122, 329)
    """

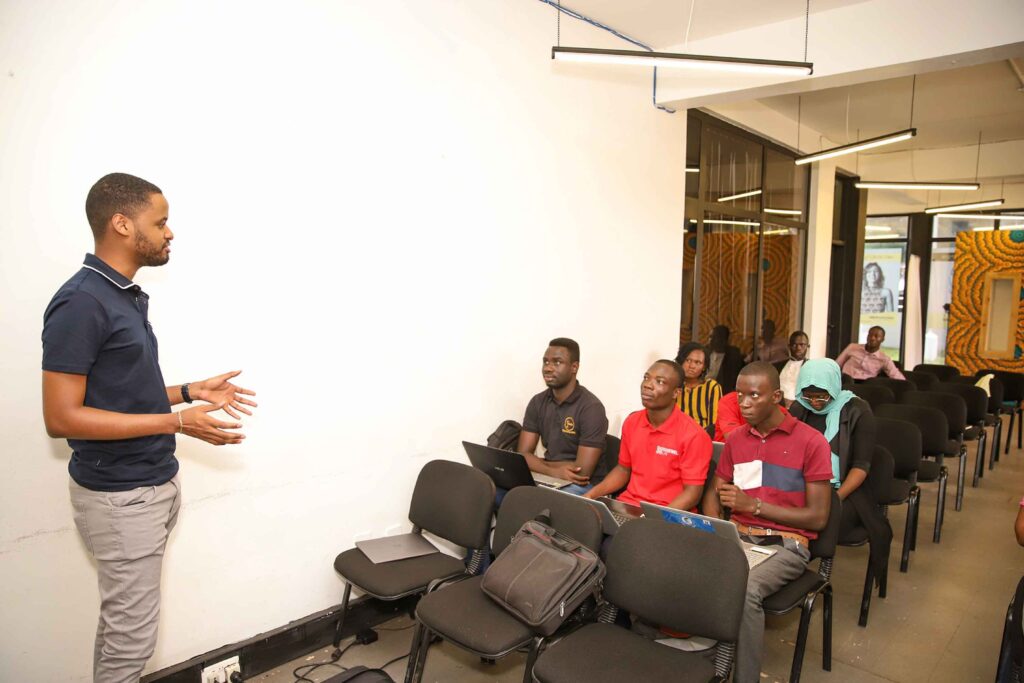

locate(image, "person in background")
(706, 325), (745, 394)
(775, 331), (810, 404)
(835, 326), (905, 380)
(674, 341), (722, 437)
(861, 262), (895, 313)
(714, 392), (789, 443)
(518, 338), (609, 495)
(746, 319), (788, 364)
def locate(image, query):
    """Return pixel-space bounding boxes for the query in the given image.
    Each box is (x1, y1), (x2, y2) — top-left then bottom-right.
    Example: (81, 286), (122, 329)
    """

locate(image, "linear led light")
(551, 47), (813, 76)
(795, 128), (916, 166)
(689, 218), (761, 227)
(933, 213), (1024, 220)
(866, 225), (893, 232)
(924, 198), (1004, 214)
(717, 189), (762, 202)
(764, 208), (802, 216)
(762, 229), (794, 235)
(855, 181), (980, 191)
(686, 167), (700, 173)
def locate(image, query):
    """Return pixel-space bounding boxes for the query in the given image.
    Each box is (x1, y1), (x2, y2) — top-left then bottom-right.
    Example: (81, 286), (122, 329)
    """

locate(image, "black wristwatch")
(181, 383), (194, 404)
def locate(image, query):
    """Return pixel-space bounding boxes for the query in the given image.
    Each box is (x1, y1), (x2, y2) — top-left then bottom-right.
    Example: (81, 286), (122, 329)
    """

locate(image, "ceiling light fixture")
(686, 167), (700, 173)
(717, 189), (762, 202)
(794, 129), (916, 165)
(866, 225), (893, 231)
(854, 181), (980, 191)
(933, 213), (1024, 220)
(689, 219), (761, 227)
(764, 208), (802, 216)
(924, 199), (1005, 214)
(551, 47), (813, 75)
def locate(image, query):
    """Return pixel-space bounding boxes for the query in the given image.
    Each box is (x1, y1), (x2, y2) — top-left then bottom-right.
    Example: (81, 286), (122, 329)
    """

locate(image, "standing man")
(746, 319), (788, 364)
(775, 330), (810, 404)
(585, 360), (712, 511)
(702, 362), (832, 683)
(519, 338), (608, 495)
(835, 326), (905, 380)
(42, 173), (257, 682)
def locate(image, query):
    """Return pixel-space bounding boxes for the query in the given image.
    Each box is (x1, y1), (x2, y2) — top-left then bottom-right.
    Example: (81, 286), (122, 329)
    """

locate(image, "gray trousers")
(70, 477), (181, 683)
(734, 538), (811, 683)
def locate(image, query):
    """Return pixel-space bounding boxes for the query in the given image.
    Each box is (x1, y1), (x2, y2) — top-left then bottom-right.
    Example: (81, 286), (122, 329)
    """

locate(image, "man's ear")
(110, 212), (132, 237)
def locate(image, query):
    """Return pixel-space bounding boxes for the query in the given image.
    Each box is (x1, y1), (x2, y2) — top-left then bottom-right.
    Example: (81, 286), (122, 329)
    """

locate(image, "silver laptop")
(356, 533), (440, 564)
(639, 501), (777, 569)
(548, 487), (644, 535)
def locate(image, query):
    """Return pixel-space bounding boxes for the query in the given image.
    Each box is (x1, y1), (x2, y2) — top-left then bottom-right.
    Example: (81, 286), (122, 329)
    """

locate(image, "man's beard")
(135, 233), (169, 267)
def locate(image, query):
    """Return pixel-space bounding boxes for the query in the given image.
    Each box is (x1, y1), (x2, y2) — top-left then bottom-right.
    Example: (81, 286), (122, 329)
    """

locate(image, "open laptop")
(547, 487), (644, 535)
(462, 441), (572, 490)
(639, 501), (777, 570)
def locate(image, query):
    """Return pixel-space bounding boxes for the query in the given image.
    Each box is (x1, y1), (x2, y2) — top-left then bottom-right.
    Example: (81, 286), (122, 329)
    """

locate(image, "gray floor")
(252, 417), (1024, 683)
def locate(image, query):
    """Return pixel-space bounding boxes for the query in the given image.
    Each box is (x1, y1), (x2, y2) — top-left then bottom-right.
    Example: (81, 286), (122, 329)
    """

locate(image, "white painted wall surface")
(0, 2), (686, 679)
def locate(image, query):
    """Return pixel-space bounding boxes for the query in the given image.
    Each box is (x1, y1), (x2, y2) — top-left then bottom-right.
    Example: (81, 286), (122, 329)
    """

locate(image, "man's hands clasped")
(179, 370), (257, 446)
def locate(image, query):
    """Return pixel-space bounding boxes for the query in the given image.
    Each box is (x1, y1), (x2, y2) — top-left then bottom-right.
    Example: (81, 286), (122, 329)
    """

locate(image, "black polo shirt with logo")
(42, 254), (177, 491)
(522, 383), (609, 477)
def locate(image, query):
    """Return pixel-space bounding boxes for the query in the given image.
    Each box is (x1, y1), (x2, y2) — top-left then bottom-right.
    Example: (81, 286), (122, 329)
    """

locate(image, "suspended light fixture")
(686, 167), (700, 173)
(551, 47), (813, 75)
(794, 129), (916, 165)
(690, 218), (761, 227)
(933, 213), (1023, 220)
(717, 189), (762, 202)
(855, 181), (979, 191)
(765, 208), (802, 216)
(924, 199), (1005, 214)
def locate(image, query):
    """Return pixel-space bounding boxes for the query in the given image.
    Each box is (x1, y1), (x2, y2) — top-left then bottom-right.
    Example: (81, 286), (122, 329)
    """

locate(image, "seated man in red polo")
(702, 362), (833, 683)
(584, 359), (712, 511)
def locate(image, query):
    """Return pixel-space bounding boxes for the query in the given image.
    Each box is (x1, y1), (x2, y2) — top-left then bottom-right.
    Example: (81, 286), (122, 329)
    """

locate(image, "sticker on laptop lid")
(658, 510), (715, 534)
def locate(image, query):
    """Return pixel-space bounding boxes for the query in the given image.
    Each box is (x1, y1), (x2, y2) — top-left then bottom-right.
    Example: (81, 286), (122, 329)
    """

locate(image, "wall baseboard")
(141, 594), (418, 683)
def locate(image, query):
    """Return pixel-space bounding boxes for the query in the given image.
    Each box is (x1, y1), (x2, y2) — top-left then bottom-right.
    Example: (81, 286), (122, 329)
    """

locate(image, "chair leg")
(901, 497), (914, 572)
(823, 586), (833, 673)
(878, 561), (889, 599)
(522, 637), (544, 683)
(910, 487), (921, 553)
(789, 593), (817, 683)
(858, 564), (873, 627)
(973, 430), (986, 486)
(408, 623), (432, 683)
(403, 623), (425, 683)
(1017, 407), (1022, 449)
(954, 448), (966, 512)
(332, 583), (352, 650)
(993, 416), (1003, 467)
(1007, 409), (1016, 455)
(933, 467), (948, 543)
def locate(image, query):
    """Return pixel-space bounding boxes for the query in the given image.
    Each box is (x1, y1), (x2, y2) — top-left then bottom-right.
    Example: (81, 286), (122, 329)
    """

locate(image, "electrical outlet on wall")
(201, 655), (240, 683)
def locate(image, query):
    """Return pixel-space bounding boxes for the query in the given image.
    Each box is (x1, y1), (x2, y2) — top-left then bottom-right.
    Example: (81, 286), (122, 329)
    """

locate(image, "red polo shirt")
(717, 413), (832, 538)
(616, 408), (712, 507)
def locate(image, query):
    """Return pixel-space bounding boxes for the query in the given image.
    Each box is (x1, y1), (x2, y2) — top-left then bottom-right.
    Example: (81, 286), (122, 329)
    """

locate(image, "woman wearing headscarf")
(789, 359), (891, 579)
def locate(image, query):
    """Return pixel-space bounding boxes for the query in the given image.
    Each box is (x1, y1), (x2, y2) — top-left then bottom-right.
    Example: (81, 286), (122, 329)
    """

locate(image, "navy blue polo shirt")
(42, 254), (177, 491)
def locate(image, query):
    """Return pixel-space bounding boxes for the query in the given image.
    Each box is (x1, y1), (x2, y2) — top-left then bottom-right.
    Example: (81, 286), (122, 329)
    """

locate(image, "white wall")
(0, 2), (686, 679)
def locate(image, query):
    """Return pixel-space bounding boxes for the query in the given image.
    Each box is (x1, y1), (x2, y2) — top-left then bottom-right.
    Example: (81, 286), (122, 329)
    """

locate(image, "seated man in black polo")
(519, 337), (609, 495)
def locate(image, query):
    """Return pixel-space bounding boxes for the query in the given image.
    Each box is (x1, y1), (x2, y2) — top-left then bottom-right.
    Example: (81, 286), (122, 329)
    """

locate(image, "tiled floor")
(252, 419), (1024, 682)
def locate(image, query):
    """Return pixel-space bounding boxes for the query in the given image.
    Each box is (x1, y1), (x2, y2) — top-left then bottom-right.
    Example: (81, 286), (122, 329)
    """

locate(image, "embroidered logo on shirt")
(562, 417), (576, 435)
(655, 445), (679, 456)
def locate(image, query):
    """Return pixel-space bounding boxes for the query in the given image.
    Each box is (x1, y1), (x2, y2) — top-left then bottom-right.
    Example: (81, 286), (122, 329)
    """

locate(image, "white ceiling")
(559, 0), (869, 51)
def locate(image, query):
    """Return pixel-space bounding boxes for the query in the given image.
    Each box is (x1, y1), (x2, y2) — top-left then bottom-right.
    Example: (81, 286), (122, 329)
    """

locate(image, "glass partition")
(923, 241), (955, 364)
(697, 214), (760, 357)
(861, 216), (908, 361)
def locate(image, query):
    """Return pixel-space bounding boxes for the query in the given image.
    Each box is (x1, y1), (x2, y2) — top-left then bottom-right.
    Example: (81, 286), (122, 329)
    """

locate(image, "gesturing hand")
(180, 403), (245, 446)
(191, 370), (257, 420)
(550, 462), (590, 486)
(717, 483), (757, 514)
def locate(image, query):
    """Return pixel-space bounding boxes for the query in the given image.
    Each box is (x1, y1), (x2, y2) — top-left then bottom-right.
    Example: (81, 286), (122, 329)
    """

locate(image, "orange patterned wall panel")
(947, 230), (1024, 373)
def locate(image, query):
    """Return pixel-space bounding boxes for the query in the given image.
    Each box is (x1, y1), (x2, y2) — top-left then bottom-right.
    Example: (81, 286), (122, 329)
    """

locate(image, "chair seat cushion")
(415, 575), (533, 656)
(763, 570), (827, 614)
(333, 547), (466, 599)
(533, 623), (715, 683)
(883, 479), (911, 505)
(985, 414), (1000, 426)
(840, 526), (869, 546)
(918, 460), (941, 482)
(943, 439), (960, 456)
(963, 425), (984, 440)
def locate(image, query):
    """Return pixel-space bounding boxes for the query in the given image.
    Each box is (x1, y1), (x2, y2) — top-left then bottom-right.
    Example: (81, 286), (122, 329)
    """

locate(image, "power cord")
(293, 642), (353, 683)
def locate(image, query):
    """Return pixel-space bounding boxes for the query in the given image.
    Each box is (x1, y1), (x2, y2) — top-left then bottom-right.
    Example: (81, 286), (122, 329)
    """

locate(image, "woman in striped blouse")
(673, 341), (723, 436)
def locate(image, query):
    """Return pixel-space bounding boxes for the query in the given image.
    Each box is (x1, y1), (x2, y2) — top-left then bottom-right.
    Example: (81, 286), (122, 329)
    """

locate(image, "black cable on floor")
(293, 642), (354, 682)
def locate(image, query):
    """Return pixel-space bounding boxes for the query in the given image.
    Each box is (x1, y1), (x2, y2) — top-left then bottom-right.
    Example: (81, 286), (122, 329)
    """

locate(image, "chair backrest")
(866, 445), (896, 505)
(979, 369), (1020, 402)
(604, 519), (748, 642)
(866, 377), (917, 401)
(409, 460), (496, 550)
(850, 384), (896, 411)
(934, 382), (988, 424)
(808, 490), (843, 560)
(913, 363), (960, 381)
(492, 486), (603, 557)
(594, 434), (621, 488)
(876, 403), (948, 458)
(901, 389), (967, 435)
(873, 417), (922, 480)
(903, 370), (939, 391)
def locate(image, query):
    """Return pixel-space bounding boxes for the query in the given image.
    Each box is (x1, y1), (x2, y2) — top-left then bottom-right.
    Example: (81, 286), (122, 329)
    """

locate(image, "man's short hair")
(548, 337), (580, 363)
(654, 359), (685, 388)
(738, 361), (781, 391)
(789, 330), (808, 344)
(86, 173), (163, 241)
(868, 325), (886, 336)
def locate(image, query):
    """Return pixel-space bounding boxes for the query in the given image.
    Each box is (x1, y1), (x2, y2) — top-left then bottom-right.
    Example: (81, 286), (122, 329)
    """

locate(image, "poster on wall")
(860, 245), (905, 360)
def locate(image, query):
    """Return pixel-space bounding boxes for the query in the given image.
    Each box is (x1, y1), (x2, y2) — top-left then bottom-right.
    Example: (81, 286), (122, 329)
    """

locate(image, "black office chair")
(876, 404), (949, 543)
(902, 370), (939, 392)
(330, 460), (495, 659)
(764, 490), (842, 683)
(406, 485), (603, 683)
(913, 363), (960, 382)
(850, 384), (896, 411)
(873, 417), (922, 573)
(996, 575), (1024, 682)
(594, 434), (623, 494)
(934, 382), (989, 487)
(980, 370), (1024, 455)
(902, 390), (968, 512)
(532, 518), (748, 683)
(866, 377), (918, 402)
(838, 446), (895, 627)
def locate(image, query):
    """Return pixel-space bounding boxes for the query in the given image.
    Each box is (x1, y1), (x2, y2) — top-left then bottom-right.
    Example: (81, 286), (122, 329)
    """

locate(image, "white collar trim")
(83, 264), (135, 290)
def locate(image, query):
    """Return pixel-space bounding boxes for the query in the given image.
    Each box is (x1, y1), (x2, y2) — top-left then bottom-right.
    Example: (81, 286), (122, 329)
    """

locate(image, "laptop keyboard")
(611, 511), (634, 526)
(744, 545), (774, 568)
